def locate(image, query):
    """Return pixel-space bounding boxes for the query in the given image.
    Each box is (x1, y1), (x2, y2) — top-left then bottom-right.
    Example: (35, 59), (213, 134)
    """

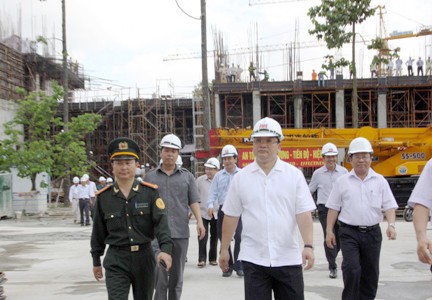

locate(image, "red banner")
(238, 147), (323, 168)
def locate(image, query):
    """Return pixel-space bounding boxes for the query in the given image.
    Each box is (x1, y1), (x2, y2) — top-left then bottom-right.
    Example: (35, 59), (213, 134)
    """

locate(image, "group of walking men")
(86, 116), (432, 300)
(69, 174), (113, 226)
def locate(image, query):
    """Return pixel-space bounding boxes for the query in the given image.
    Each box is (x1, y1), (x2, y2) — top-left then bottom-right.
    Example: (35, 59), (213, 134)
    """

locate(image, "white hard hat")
(348, 137), (373, 155)
(250, 117), (284, 141)
(72, 176), (80, 184)
(176, 155), (183, 167)
(221, 145), (238, 158)
(99, 176), (106, 182)
(82, 174), (90, 181)
(160, 134), (182, 150)
(135, 168), (142, 176)
(204, 157), (220, 169)
(321, 143), (338, 156)
(106, 177), (113, 183)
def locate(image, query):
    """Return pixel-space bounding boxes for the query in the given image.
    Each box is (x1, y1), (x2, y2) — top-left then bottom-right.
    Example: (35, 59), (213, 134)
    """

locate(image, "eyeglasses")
(351, 153), (371, 160)
(253, 138), (279, 145)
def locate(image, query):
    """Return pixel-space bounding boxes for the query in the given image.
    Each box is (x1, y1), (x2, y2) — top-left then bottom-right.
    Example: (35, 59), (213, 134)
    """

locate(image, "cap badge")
(259, 123), (268, 130)
(119, 142), (128, 150)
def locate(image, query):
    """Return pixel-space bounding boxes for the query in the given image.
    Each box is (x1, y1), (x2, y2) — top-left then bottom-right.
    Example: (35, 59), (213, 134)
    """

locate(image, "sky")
(1, 0), (432, 101)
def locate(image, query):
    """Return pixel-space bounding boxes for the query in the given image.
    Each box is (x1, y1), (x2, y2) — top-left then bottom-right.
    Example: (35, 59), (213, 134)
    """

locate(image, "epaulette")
(96, 185), (112, 196)
(141, 181), (159, 189)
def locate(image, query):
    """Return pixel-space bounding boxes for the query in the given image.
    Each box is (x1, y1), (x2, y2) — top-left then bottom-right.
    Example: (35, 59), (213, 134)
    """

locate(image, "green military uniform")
(90, 137), (172, 300)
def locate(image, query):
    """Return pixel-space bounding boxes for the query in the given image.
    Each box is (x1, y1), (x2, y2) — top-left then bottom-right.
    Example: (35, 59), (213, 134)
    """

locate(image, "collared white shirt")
(77, 184), (91, 199)
(223, 158), (316, 267)
(309, 164), (348, 205)
(88, 181), (97, 197)
(196, 174), (218, 220)
(408, 158), (432, 209)
(326, 168), (398, 226)
(69, 184), (80, 201)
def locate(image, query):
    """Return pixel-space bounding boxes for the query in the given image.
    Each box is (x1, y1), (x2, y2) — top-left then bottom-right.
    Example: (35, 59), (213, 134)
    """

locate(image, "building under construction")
(1, 36), (432, 178)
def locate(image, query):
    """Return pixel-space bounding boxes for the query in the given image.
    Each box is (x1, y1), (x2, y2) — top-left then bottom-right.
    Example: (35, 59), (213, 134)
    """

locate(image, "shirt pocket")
(369, 191), (383, 209)
(104, 212), (122, 231)
(132, 207), (151, 229)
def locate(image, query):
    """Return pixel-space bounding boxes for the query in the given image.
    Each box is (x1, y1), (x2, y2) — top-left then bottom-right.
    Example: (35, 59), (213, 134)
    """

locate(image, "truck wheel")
(403, 207), (413, 222)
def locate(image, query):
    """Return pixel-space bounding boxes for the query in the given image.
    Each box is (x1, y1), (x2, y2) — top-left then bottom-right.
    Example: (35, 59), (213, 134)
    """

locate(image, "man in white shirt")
(83, 174), (97, 220)
(406, 56), (415, 76)
(408, 158), (432, 266)
(220, 117), (315, 300)
(196, 157), (220, 267)
(417, 57), (424, 76)
(69, 176), (80, 223)
(326, 137), (397, 300)
(77, 176), (92, 226)
(309, 143), (348, 279)
(395, 57), (403, 76)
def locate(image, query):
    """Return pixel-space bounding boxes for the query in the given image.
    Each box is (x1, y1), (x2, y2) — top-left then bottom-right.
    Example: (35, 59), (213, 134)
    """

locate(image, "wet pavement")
(0, 207), (431, 299)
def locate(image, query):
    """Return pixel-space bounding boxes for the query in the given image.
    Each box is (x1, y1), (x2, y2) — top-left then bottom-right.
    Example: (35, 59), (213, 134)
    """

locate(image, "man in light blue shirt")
(207, 144), (243, 277)
(309, 143), (348, 279)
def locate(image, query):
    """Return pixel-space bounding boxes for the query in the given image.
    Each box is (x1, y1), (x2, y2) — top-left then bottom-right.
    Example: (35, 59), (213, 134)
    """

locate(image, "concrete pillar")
(377, 92), (387, 128)
(335, 89), (345, 128)
(214, 93), (221, 128)
(252, 91), (261, 124)
(294, 95), (303, 128)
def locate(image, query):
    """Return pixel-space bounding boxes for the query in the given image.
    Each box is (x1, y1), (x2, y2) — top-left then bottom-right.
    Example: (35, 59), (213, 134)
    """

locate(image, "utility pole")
(201, 0), (210, 152)
(61, 0), (69, 131)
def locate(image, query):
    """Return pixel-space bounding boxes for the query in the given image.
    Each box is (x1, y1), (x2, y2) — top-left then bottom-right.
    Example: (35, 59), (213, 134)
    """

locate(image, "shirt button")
(128, 226), (132, 230)
(126, 201), (128, 204)
(126, 214), (129, 217)
(140, 211), (143, 215)
(130, 238), (134, 242)
(111, 215), (114, 218)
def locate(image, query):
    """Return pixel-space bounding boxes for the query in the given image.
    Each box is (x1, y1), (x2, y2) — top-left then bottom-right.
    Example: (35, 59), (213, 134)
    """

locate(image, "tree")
(0, 83), (101, 191)
(308, 0), (376, 128)
(367, 37), (400, 75)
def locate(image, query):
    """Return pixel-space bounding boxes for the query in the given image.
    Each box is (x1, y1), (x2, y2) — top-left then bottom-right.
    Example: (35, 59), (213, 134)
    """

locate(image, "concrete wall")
(0, 98), (21, 140)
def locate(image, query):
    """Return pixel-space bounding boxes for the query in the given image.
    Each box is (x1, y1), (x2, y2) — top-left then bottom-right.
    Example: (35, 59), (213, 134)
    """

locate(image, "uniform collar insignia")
(132, 184), (139, 192)
(113, 186), (119, 193)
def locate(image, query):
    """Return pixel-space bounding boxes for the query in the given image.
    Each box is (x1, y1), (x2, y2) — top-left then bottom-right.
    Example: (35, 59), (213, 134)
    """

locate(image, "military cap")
(108, 137), (140, 160)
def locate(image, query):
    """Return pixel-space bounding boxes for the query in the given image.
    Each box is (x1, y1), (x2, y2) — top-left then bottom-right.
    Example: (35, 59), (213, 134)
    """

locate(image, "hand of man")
(93, 266), (103, 281)
(157, 252), (173, 272)
(197, 222), (206, 240)
(386, 226), (397, 240)
(302, 248), (315, 270)
(417, 238), (432, 264)
(219, 249), (230, 273)
(326, 231), (336, 249)
(207, 208), (214, 218)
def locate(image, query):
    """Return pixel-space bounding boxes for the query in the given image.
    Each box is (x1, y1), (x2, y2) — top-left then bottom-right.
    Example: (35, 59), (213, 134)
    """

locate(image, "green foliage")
(0, 82), (101, 190)
(308, 0), (376, 68)
(308, 0), (376, 128)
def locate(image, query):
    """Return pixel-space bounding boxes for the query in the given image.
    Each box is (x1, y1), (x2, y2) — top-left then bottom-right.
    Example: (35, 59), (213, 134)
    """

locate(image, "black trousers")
(243, 261), (304, 300)
(104, 245), (155, 300)
(198, 217), (218, 262)
(339, 225), (382, 300)
(217, 208), (243, 271)
(318, 204), (340, 270)
(78, 198), (90, 225)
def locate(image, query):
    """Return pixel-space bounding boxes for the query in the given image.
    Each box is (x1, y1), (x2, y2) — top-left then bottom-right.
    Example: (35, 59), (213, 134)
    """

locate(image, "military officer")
(90, 137), (172, 300)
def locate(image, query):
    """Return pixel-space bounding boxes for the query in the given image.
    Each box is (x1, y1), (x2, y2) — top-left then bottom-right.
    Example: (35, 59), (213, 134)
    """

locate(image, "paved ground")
(0, 207), (432, 299)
